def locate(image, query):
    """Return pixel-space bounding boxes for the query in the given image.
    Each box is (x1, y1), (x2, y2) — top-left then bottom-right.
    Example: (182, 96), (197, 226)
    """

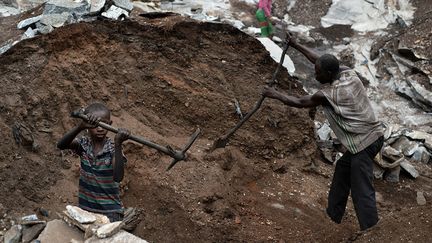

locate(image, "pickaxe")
(71, 111), (201, 171)
(211, 35), (291, 151)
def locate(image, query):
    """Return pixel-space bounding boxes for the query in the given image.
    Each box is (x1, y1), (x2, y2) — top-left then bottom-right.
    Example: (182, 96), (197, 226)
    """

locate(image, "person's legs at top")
(350, 137), (383, 230)
(327, 151), (352, 224)
(256, 9), (270, 37)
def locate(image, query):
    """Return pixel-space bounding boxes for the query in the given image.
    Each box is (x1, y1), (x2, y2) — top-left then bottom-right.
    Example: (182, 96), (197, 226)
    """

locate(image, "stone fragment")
(37, 219), (83, 242)
(43, 0), (89, 15)
(40, 13), (70, 28)
(21, 27), (36, 40)
(36, 23), (54, 34)
(416, 191), (426, 206)
(85, 230), (148, 243)
(373, 162), (385, 179)
(21, 214), (38, 222)
(317, 123), (331, 141)
(411, 146), (430, 164)
(17, 15), (42, 29)
(96, 221), (122, 239)
(4, 225), (22, 243)
(113, 0), (133, 11)
(89, 0), (106, 13)
(403, 142), (419, 157)
(22, 223), (46, 243)
(382, 146), (403, 162)
(101, 5), (128, 19)
(66, 205), (96, 224)
(400, 159), (419, 178)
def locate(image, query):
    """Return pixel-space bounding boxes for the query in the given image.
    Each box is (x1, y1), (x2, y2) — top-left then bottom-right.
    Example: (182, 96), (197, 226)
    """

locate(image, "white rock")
(17, 15), (42, 29)
(416, 191), (426, 205)
(101, 5), (129, 20)
(40, 13), (70, 28)
(89, 0), (106, 13)
(113, 0), (133, 11)
(66, 205), (96, 224)
(96, 221), (122, 239)
(21, 27), (36, 40)
(400, 159), (419, 178)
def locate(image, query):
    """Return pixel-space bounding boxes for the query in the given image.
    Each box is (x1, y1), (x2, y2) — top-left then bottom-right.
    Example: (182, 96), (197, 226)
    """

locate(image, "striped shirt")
(73, 137), (124, 214)
(320, 69), (384, 154)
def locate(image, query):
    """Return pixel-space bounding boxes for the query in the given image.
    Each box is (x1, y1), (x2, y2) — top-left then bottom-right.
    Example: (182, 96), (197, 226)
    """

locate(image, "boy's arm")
(262, 86), (328, 108)
(113, 128), (130, 183)
(57, 114), (100, 150)
(57, 125), (84, 151)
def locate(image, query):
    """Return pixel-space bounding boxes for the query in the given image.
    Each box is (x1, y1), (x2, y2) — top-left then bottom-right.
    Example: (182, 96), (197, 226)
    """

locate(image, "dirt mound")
(0, 15), (328, 241)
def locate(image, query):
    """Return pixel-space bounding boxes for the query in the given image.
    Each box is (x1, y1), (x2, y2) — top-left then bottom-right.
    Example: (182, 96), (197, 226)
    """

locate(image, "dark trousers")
(326, 136), (384, 230)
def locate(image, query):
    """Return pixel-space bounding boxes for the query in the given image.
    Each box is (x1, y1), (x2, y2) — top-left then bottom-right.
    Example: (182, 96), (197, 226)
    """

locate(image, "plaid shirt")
(73, 136), (124, 213)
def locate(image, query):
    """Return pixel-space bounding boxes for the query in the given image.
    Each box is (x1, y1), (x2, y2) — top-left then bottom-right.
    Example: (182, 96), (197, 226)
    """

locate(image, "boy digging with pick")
(57, 102), (130, 222)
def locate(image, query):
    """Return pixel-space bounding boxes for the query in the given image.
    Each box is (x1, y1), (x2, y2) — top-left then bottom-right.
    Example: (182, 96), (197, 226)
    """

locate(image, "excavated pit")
(1, 15), (431, 242)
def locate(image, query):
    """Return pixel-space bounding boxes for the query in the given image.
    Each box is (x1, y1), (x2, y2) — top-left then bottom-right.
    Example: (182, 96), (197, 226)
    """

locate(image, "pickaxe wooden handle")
(211, 36), (291, 151)
(71, 111), (201, 171)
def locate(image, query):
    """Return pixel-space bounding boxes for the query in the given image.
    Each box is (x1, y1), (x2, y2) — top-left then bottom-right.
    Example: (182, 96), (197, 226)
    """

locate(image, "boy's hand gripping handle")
(71, 110), (201, 171)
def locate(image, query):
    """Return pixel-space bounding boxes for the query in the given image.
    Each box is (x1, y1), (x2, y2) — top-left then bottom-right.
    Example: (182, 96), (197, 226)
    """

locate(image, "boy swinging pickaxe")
(71, 111), (200, 171)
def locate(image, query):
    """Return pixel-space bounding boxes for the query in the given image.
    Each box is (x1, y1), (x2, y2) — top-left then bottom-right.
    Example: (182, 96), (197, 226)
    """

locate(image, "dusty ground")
(0, 7), (431, 243)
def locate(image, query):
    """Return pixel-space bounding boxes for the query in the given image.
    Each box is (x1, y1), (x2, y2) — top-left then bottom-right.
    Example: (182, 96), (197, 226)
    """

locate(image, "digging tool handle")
(213, 40), (290, 148)
(71, 111), (201, 167)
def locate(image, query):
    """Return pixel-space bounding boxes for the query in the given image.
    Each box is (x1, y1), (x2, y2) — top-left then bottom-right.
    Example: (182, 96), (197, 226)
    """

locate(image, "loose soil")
(0, 14), (431, 243)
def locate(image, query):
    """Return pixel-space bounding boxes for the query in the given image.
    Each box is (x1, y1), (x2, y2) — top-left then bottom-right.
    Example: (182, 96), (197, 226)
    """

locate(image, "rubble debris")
(101, 5), (129, 20)
(400, 159), (419, 178)
(43, 0), (89, 16)
(22, 223), (46, 243)
(411, 146), (430, 164)
(66, 205), (97, 224)
(317, 122), (331, 141)
(416, 191), (427, 206)
(4, 225), (22, 243)
(21, 27), (36, 40)
(321, 0), (415, 32)
(90, 0), (106, 13)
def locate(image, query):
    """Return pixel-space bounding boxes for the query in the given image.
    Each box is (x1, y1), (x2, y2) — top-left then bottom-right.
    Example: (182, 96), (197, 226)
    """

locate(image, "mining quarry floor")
(0, 14), (431, 243)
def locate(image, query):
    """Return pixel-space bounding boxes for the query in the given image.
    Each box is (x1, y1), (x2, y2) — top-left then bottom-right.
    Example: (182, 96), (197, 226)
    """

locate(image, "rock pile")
(316, 121), (431, 183)
(0, 206), (145, 243)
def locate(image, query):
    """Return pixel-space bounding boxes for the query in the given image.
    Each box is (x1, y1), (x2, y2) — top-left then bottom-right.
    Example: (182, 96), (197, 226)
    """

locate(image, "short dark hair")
(85, 102), (110, 115)
(317, 54), (340, 76)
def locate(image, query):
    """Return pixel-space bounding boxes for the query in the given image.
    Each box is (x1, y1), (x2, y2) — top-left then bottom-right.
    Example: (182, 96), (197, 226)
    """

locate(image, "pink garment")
(258, 0), (272, 17)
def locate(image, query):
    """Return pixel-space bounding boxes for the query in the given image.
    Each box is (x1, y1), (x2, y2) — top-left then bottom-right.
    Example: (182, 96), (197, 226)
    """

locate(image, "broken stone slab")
(89, 0), (105, 13)
(416, 191), (427, 206)
(66, 205), (97, 224)
(36, 22), (54, 34)
(101, 5), (128, 20)
(4, 225), (22, 243)
(400, 159), (419, 178)
(96, 221), (122, 239)
(85, 230), (148, 243)
(37, 219), (84, 242)
(391, 136), (417, 156)
(113, 0), (133, 11)
(317, 122), (331, 141)
(411, 146), (431, 164)
(62, 209), (110, 231)
(40, 12), (70, 28)
(43, 0), (89, 15)
(22, 223), (46, 243)
(404, 130), (432, 147)
(0, 41), (13, 55)
(0, 5), (21, 17)
(17, 15), (43, 29)
(21, 27), (36, 40)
